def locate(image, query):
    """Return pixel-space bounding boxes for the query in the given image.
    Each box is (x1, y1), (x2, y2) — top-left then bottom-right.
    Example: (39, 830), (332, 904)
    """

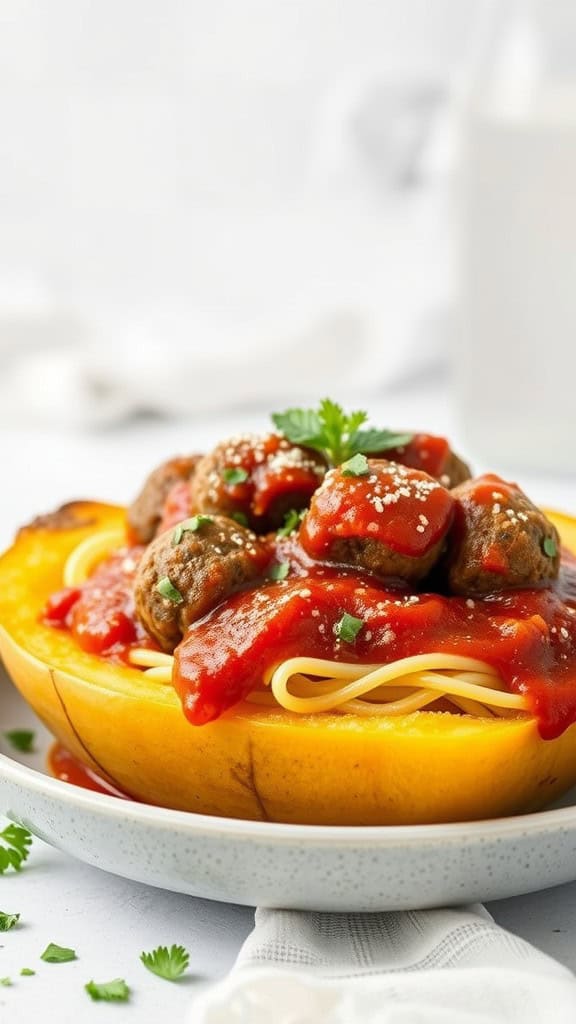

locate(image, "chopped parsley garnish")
(0, 977), (12, 987)
(268, 561), (290, 581)
(85, 978), (131, 1002)
(20, 968), (35, 976)
(543, 536), (558, 558)
(172, 515), (213, 546)
(340, 453), (369, 477)
(140, 944), (190, 981)
(0, 824), (32, 874)
(0, 912), (20, 932)
(277, 509), (304, 538)
(4, 730), (35, 753)
(156, 577), (184, 604)
(231, 511), (249, 527)
(272, 399), (412, 466)
(334, 612), (365, 644)
(40, 943), (77, 964)
(222, 467), (249, 485)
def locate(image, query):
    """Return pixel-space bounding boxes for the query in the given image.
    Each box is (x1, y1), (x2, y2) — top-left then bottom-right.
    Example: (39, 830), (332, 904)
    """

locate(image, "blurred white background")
(0, 0), (575, 533)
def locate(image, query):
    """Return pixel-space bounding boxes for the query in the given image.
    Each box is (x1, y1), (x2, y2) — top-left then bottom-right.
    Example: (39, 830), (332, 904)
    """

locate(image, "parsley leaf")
(0, 911), (19, 932)
(156, 577), (184, 604)
(543, 536), (558, 558)
(271, 406), (325, 447)
(4, 730), (35, 753)
(0, 824), (32, 874)
(20, 968), (35, 976)
(341, 453), (369, 477)
(172, 515), (213, 545)
(231, 511), (249, 527)
(272, 399), (412, 465)
(334, 612), (365, 644)
(222, 467), (249, 485)
(277, 509), (304, 538)
(0, 977), (12, 987)
(140, 944), (190, 982)
(85, 978), (131, 1002)
(268, 561), (290, 581)
(40, 943), (77, 963)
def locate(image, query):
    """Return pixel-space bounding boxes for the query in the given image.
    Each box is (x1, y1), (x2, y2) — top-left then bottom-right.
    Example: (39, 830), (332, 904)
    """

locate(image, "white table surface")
(1, 387), (576, 1023)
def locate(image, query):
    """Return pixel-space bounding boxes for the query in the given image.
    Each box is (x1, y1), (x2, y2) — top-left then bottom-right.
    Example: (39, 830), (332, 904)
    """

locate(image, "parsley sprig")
(272, 399), (412, 467)
(0, 824), (32, 874)
(140, 944), (190, 981)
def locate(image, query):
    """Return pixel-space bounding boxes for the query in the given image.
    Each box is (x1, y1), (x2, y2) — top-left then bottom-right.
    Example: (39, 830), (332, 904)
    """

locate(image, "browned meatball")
(443, 451), (471, 489)
(191, 433), (326, 531)
(299, 460), (455, 583)
(446, 474), (560, 596)
(127, 455), (200, 543)
(384, 433), (471, 488)
(134, 514), (271, 651)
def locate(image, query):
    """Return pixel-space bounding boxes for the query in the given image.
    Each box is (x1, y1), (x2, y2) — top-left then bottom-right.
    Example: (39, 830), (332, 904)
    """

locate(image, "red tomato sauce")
(174, 563), (576, 737)
(211, 433), (325, 525)
(42, 544), (156, 661)
(156, 480), (194, 536)
(48, 742), (130, 799)
(385, 433), (451, 479)
(41, 535), (576, 741)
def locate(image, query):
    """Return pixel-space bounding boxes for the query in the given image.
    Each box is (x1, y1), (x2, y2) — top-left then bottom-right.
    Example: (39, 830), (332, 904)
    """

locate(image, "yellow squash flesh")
(1, 502), (576, 825)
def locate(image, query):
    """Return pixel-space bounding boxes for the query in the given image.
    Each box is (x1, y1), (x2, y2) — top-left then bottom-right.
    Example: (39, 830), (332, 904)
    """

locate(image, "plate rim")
(1, 749), (576, 846)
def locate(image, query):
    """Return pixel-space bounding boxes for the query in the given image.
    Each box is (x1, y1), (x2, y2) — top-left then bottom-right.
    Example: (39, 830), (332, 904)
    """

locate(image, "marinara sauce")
(40, 450), (576, 740)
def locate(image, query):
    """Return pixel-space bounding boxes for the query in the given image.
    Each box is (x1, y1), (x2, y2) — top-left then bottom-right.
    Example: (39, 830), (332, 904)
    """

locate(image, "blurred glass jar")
(456, 0), (576, 472)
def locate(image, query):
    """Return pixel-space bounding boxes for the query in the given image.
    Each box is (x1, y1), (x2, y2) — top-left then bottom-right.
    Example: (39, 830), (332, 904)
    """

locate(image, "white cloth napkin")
(189, 905), (576, 1023)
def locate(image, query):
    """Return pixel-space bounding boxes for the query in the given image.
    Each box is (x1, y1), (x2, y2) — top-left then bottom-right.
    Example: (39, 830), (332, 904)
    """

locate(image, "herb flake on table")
(4, 730), (35, 753)
(85, 978), (131, 1002)
(40, 943), (77, 963)
(20, 968), (35, 976)
(140, 944), (190, 981)
(0, 824), (32, 874)
(0, 911), (20, 932)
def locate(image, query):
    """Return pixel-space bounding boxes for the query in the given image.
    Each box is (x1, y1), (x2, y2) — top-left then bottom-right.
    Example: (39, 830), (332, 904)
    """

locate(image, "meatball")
(127, 455), (200, 544)
(384, 433), (471, 488)
(446, 474), (560, 596)
(134, 514), (271, 651)
(191, 433), (326, 531)
(299, 459), (455, 583)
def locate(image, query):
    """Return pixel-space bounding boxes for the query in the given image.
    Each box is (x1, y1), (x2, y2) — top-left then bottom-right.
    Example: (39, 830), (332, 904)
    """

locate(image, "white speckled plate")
(2, 665), (576, 912)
